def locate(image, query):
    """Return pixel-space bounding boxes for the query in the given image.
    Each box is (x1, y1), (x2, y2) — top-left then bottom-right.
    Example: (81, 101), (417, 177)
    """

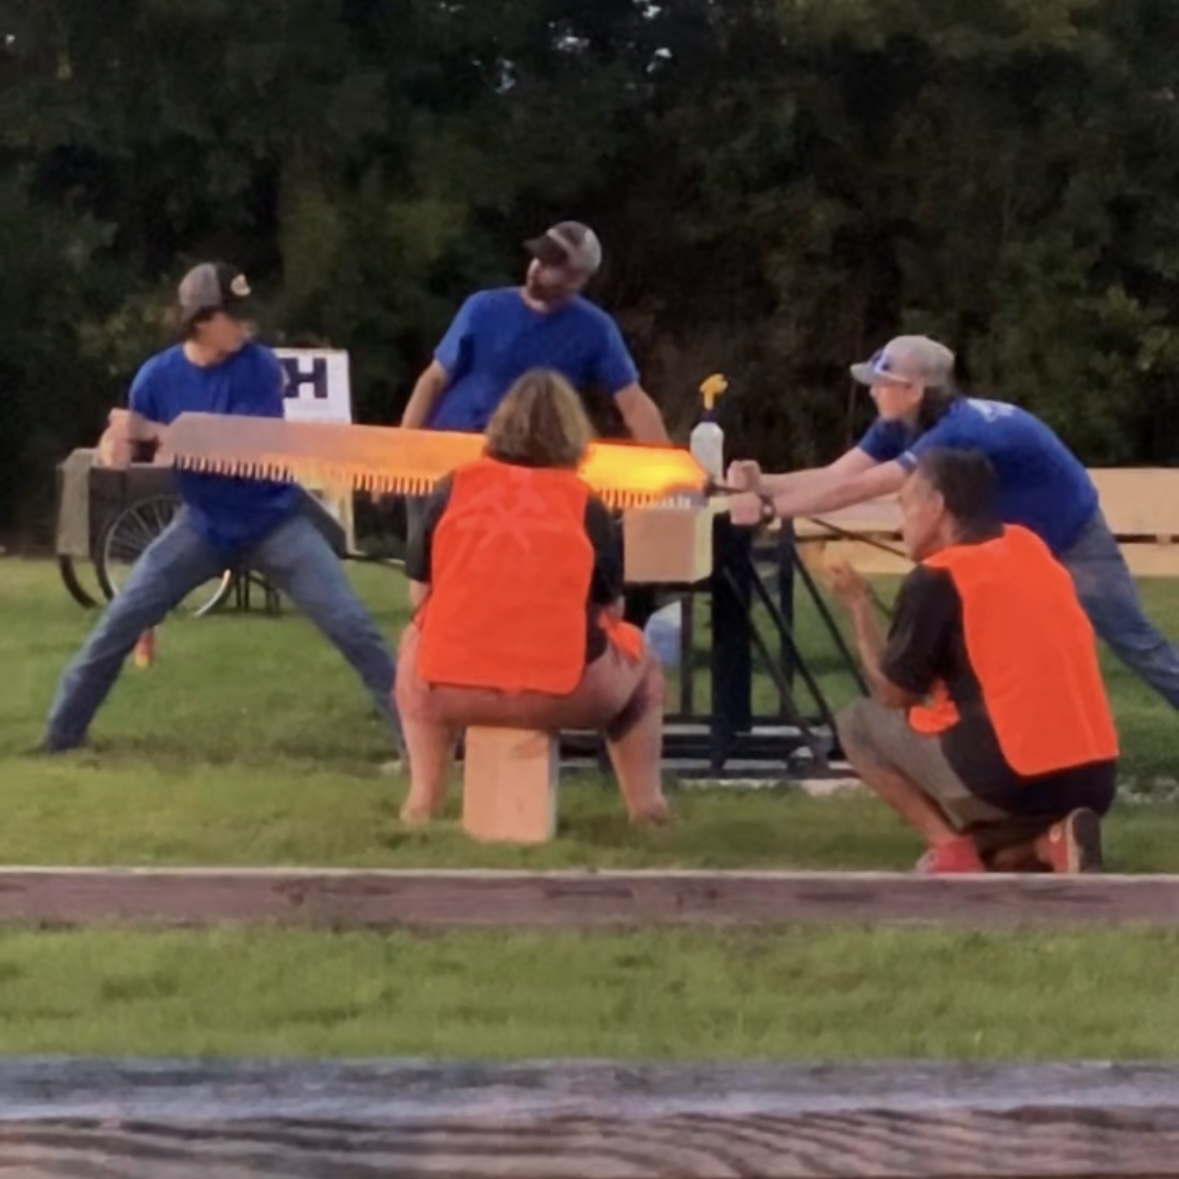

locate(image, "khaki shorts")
(837, 698), (1104, 855)
(837, 698), (1010, 830)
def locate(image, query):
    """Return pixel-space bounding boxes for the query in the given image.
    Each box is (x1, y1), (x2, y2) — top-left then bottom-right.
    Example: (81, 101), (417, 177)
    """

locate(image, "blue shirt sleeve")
(897, 416), (960, 471)
(434, 294), (481, 377)
(857, 420), (906, 463)
(128, 360), (160, 421)
(593, 317), (640, 396)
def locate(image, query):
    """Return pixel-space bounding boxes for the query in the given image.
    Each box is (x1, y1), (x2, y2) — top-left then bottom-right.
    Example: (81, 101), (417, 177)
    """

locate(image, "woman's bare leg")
(398, 714), (459, 823)
(604, 657), (670, 823)
(394, 623), (458, 822)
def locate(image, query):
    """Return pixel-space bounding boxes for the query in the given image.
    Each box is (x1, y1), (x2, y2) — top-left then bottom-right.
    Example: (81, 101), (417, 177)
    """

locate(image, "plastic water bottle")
(644, 600), (683, 670)
(689, 373), (728, 485)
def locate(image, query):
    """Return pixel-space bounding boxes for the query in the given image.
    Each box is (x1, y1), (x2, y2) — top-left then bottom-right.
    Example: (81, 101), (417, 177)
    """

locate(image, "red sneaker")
(1035, 809), (1103, 874)
(916, 837), (986, 874)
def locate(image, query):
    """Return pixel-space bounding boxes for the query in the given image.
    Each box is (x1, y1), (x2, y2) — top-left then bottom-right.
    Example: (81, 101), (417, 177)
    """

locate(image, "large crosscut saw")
(160, 413), (712, 508)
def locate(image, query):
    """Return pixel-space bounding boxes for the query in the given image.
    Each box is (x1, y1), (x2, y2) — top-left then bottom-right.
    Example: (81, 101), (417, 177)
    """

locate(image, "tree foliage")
(3, 0), (1178, 538)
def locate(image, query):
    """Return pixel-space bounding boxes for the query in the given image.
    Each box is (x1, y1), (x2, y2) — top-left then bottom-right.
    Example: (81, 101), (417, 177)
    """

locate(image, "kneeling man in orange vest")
(394, 368), (670, 825)
(828, 448), (1118, 874)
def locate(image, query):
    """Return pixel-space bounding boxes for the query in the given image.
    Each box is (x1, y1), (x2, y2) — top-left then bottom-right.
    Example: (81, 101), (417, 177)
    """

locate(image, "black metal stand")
(559, 516), (865, 780)
(231, 572), (283, 616)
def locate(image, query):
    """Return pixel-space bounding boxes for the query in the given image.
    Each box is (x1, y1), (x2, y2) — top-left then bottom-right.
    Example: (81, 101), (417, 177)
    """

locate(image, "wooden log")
(0, 868), (1174, 929)
(462, 727), (559, 844)
(0, 1059), (1177, 1177)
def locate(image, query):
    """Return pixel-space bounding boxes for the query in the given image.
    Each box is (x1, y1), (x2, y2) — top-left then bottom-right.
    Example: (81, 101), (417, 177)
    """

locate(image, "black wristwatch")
(758, 494), (776, 524)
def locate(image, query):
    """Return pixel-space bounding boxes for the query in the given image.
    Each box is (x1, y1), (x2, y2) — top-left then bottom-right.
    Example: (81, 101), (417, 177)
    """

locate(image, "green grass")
(0, 925), (1174, 1058)
(2, 557), (1178, 872)
(2, 557), (1179, 1061)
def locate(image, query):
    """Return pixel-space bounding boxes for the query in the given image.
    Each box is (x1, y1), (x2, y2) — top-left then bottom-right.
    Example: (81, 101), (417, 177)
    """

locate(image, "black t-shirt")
(404, 470), (623, 664)
(882, 565), (1116, 815)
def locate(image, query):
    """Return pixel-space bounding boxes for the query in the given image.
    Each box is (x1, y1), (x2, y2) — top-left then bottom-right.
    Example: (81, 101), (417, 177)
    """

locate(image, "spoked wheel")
(96, 494), (236, 617)
(58, 555), (102, 608)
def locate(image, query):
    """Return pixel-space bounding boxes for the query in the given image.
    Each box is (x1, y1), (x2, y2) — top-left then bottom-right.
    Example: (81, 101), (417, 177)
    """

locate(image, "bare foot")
(400, 798), (441, 825)
(629, 797), (672, 826)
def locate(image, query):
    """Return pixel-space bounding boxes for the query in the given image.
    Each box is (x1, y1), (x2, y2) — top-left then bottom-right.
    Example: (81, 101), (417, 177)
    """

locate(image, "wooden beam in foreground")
(0, 1058), (1177, 1177)
(0, 867), (1175, 928)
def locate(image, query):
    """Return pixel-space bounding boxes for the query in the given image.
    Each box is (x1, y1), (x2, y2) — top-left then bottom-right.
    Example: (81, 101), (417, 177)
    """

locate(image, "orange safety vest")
(416, 456), (642, 694)
(907, 525), (1118, 777)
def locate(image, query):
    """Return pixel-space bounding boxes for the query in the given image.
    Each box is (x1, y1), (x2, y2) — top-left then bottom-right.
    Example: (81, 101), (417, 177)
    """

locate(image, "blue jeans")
(45, 508), (403, 752)
(1061, 510), (1179, 709)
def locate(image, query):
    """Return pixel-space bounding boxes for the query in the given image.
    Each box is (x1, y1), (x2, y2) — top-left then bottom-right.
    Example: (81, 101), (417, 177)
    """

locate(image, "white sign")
(274, 348), (355, 546)
(276, 348), (353, 424)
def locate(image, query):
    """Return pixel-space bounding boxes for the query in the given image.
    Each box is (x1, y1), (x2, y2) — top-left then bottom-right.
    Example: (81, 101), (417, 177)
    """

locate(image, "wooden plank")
(624, 501), (719, 583)
(1090, 468), (1179, 537)
(0, 1059), (1177, 1177)
(793, 497), (902, 538)
(797, 538), (911, 577)
(797, 536), (1179, 578)
(789, 470), (1179, 556)
(0, 868), (1175, 929)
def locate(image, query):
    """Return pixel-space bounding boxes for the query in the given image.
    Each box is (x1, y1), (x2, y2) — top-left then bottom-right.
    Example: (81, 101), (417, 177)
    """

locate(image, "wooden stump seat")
(461, 726), (560, 844)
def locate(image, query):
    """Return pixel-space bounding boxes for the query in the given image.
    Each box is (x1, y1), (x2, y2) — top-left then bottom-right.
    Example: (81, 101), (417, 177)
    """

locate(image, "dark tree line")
(3, 0), (1179, 542)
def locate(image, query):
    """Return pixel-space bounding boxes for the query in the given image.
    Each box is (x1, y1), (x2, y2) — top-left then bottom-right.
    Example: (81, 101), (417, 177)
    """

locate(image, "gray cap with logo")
(178, 262), (254, 325)
(850, 335), (956, 387)
(524, 221), (603, 276)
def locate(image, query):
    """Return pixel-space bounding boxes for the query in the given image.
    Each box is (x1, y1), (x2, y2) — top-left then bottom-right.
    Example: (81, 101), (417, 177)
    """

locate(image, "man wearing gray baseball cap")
(401, 221), (667, 442)
(399, 221), (672, 633)
(727, 333), (1179, 710)
(42, 262), (405, 758)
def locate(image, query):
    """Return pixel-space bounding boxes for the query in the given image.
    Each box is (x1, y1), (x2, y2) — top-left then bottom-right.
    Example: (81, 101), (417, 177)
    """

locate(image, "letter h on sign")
(281, 355), (329, 401)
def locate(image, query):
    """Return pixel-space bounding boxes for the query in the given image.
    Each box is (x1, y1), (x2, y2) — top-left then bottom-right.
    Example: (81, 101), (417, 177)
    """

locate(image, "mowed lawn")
(0, 556), (1177, 871)
(0, 557), (1178, 1060)
(0, 925), (1176, 1059)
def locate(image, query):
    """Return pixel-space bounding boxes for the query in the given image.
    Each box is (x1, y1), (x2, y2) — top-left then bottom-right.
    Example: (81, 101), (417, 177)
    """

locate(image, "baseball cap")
(850, 335), (956, 387)
(177, 261), (254, 324)
(524, 221), (603, 276)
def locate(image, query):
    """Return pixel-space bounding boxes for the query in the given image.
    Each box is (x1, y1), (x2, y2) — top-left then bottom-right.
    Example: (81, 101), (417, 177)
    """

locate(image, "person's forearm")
(848, 599), (906, 707)
(620, 393), (670, 444)
(401, 369), (448, 429)
(98, 409), (164, 469)
(759, 468), (842, 497)
(848, 600), (889, 696)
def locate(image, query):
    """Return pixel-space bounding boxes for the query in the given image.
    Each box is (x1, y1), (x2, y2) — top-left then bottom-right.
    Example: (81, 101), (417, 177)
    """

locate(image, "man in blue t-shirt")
(400, 221), (670, 628)
(728, 334), (1179, 710)
(401, 221), (668, 442)
(43, 262), (404, 756)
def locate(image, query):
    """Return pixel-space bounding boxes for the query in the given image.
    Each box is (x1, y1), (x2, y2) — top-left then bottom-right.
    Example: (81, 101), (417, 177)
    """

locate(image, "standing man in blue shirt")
(42, 262), (404, 756)
(400, 221), (670, 627)
(401, 221), (669, 443)
(728, 335), (1179, 709)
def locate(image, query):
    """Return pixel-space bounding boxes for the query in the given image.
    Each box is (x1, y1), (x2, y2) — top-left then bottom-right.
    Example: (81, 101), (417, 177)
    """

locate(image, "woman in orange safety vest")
(394, 368), (669, 825)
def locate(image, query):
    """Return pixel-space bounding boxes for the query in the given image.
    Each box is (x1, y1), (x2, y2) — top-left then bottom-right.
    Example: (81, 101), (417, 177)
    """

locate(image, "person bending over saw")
(41, 262), (404, 760)
(727, 334), (1179, 710)
(827, 449), (1118, 875)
